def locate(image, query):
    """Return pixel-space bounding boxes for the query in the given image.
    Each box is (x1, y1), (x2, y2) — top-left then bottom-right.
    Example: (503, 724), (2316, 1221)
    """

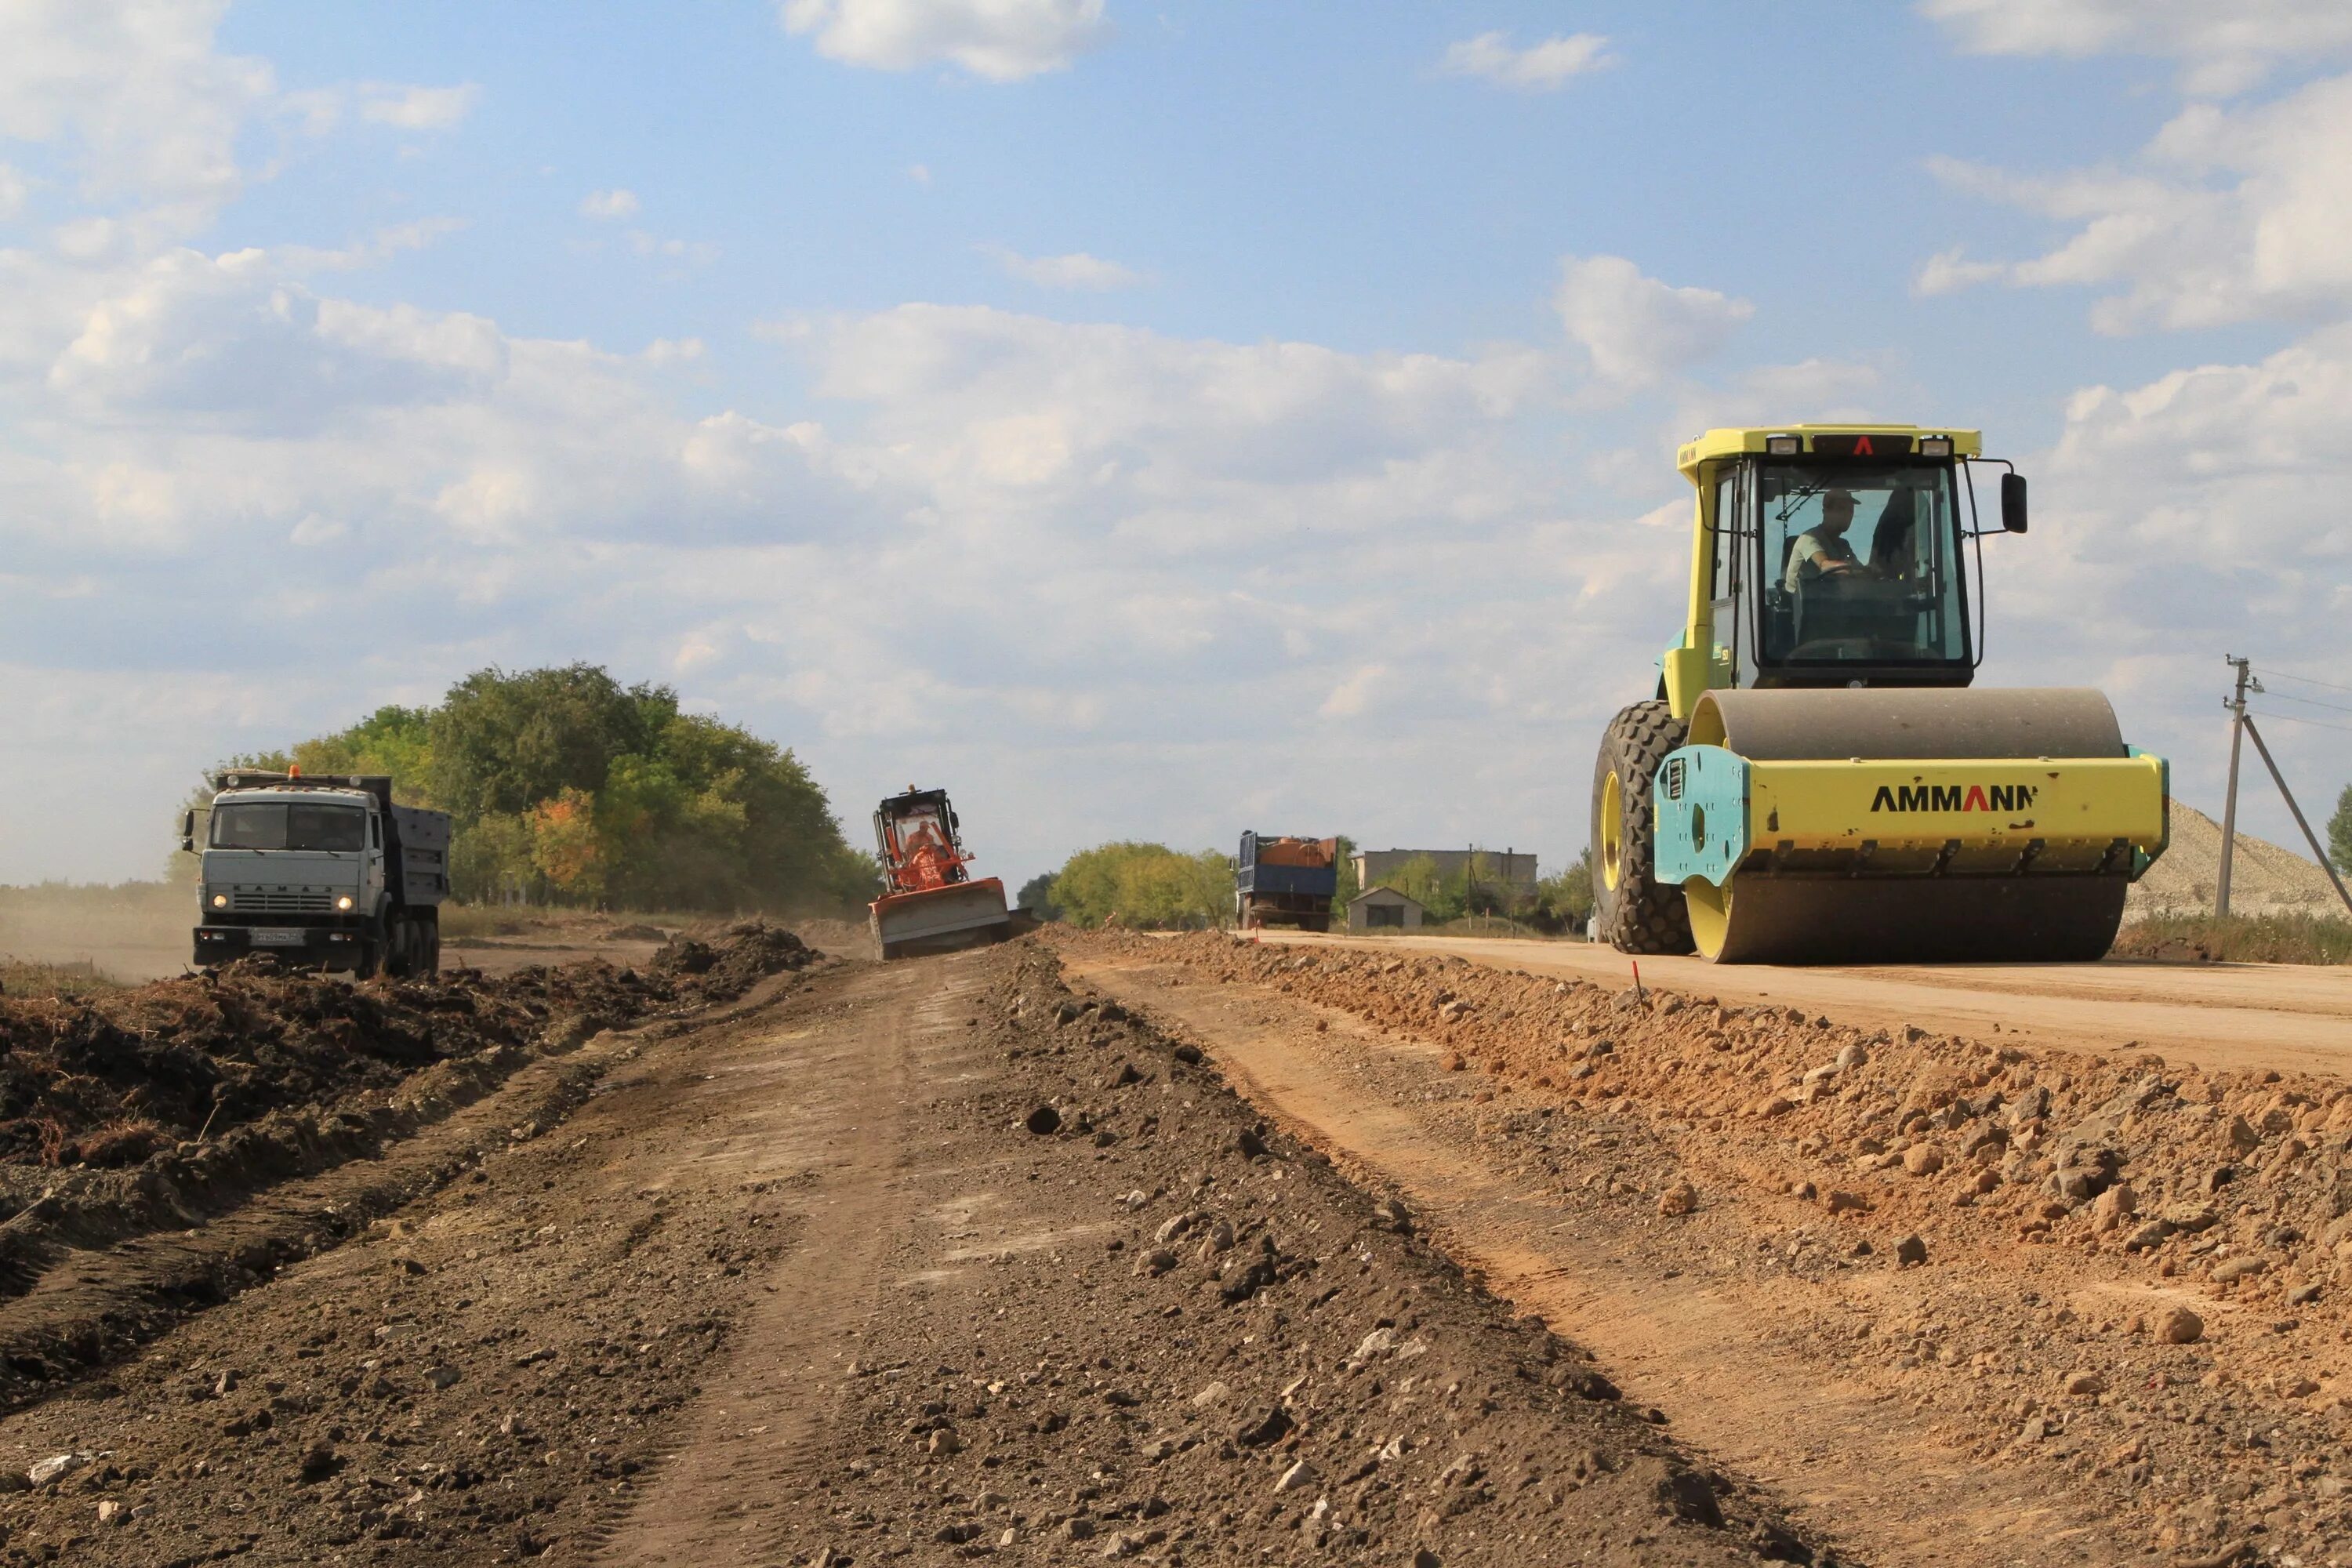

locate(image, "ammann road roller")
(1591, 425), (2170, 964)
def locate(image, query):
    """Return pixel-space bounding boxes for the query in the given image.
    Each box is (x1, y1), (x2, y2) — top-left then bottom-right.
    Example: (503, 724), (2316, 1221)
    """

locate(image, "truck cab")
(188, 770), (449, 976)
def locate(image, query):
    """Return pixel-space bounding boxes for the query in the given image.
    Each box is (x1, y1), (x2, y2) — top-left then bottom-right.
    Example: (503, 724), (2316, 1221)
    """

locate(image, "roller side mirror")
(2000, 472), (2029, 534)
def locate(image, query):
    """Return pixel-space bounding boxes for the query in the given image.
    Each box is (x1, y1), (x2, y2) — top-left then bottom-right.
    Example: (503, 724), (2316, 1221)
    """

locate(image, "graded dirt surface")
(1063, 930), (2352, 1568)
(0, 935), (1832, 1567)
(1243, 930), (2352, 1077)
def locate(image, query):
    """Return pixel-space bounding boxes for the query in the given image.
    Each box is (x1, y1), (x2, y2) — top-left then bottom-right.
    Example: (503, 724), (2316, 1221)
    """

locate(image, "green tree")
(427, 664), (673, 824)
(1016, 873), (1062, 919)
(2330, 783), (2352, 873)
(1388, 854), (1454, 919)
(293, 706), (434, 798)
(206, 666), (870, 915)
(1049, 843), (1230, 929)
(1537, 856), (1595, 929)
(1332, 836), (1359, 913)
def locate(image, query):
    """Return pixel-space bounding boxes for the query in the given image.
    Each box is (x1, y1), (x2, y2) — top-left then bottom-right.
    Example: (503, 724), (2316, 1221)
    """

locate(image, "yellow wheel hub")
(1684, 872), (1732, 961)
(1600, 770), (1623, 892)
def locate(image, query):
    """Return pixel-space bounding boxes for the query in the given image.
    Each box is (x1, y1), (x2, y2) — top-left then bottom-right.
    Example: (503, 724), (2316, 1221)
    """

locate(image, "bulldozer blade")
(870, 878), (1011, 960)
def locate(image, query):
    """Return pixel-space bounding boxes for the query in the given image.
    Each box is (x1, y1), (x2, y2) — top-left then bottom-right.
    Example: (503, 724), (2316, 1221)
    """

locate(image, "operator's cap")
(1822, 488), (1858, 506)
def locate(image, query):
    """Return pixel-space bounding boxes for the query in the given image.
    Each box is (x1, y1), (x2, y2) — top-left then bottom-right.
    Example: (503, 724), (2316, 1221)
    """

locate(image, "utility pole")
(2216, 655), (2255, 916)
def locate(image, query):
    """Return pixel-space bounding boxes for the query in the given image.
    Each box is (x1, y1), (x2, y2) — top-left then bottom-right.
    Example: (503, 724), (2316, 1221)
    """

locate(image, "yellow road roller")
(1591, 425), (2169, 963)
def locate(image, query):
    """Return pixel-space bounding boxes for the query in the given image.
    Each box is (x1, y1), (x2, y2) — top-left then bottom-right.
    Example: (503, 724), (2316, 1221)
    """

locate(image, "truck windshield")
(1759, 461), (1968, 666)
(210, 802), (367, 852)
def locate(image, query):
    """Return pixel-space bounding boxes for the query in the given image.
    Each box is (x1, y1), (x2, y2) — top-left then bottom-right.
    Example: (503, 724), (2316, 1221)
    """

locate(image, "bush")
(2114, 911), (2352, 965)
(1049, 843), (1231, 929)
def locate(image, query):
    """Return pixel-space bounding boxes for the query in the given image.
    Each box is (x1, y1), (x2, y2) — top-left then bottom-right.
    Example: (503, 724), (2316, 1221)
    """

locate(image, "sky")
(2, 0), (2349, 891)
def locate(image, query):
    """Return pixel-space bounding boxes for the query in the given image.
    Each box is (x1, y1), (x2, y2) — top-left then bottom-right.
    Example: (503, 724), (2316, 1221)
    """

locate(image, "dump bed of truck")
(1236, 833), (1339, 897)
(389, 804), (450, 907)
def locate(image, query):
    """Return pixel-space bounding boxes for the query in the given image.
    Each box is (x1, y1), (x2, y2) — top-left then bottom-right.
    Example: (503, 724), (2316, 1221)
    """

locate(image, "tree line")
(195, 664), (874, 913)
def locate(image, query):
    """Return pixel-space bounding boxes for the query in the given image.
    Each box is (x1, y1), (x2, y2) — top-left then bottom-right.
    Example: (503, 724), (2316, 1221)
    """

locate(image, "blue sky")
(3, 0), (2349, 891)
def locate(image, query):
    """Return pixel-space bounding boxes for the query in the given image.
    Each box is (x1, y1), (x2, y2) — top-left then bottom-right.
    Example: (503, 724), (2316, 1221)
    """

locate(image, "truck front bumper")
(194, 923), (368, 971)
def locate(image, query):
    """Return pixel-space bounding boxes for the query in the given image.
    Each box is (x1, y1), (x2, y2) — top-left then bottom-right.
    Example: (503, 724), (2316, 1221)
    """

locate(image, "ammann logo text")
(1868, 782), (2038, 813)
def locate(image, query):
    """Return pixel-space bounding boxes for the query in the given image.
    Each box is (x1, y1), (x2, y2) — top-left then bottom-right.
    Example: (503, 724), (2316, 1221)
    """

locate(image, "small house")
(1348, 885), (1426, 932)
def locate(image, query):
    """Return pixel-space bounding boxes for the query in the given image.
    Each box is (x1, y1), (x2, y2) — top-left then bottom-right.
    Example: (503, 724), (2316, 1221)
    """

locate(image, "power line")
(2255, 665), (2352, 695)
(2261, 689), (2352, 717)
(2249, 709), (2352, 736)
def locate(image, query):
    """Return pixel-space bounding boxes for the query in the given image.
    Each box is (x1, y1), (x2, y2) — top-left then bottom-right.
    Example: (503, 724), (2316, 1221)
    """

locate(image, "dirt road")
(0, 936), (1831, 1566)
(1250, 931), (2352, 1076)
(1066, 931), (2352, 1568)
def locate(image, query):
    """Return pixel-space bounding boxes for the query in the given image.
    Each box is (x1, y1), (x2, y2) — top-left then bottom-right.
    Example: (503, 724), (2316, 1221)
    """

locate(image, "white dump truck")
(185, 769), (451, 977)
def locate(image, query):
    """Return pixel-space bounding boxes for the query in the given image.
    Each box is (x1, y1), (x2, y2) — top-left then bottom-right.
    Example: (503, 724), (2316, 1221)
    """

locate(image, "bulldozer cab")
(874, 788), (969, 892)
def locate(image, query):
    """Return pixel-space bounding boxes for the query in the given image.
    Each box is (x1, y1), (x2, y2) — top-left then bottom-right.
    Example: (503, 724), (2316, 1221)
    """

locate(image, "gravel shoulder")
(1240, 930), (2352, 1076)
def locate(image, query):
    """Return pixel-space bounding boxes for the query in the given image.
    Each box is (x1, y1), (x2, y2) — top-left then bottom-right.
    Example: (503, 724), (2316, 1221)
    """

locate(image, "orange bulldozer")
(869, 786), (1013, 960)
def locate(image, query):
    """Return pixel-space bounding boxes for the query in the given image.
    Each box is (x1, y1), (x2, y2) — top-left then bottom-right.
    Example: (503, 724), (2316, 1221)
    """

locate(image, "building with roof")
(1347, 885), (1427, 931)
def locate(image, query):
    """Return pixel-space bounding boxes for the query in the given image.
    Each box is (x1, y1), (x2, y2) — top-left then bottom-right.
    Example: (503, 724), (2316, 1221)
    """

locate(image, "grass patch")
(2114, 910), (2352, 965)
(0, 958), (123, 999)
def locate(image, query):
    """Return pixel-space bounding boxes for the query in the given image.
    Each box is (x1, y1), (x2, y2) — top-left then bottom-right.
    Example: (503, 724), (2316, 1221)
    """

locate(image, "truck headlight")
(336, 895), (355, 912)
(211, 893), (228, 909)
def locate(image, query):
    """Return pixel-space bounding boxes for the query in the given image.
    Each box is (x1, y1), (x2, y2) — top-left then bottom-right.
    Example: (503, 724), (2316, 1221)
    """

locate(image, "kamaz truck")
(186, 769), (451, 977)
(1234, 833), (1338, 932)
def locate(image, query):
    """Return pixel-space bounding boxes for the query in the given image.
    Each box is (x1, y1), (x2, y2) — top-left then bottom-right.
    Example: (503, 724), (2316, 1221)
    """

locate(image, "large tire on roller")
(1591, 700), (1694, 955)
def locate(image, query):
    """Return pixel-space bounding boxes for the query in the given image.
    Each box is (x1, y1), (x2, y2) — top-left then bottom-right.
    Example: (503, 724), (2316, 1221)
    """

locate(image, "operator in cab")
(1782, 488), (1878, 593)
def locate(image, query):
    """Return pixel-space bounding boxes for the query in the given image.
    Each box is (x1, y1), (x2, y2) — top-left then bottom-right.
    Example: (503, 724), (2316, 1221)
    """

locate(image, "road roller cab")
(1592, 424), (2170, 964)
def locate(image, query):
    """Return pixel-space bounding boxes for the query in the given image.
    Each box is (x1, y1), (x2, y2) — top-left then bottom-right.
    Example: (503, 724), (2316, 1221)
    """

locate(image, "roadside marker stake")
(1631, 960), (1645, 1003)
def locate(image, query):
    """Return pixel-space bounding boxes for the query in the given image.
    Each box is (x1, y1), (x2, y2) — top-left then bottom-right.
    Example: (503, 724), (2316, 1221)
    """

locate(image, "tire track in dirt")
(586, 956), (964, 1564)
(1067, 947), (2141, 1568)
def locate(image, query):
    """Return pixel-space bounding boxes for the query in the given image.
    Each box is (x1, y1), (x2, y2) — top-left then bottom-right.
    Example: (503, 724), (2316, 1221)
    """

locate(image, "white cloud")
(0, 5), (481, 239)
(1922, 73), (2352, 331)
(1554, 254), (1752, 383)
(1319, 664), (1388, 718)
(0, 0), (273, 226)
(626, 229), (720, 267)
(1920, 0), (2352, 95)
(0, 163), (27, 219)
(1439, 31), (1614, 91)
(579, 187), (641, 220)
(357, 82), (479, 130)
(779, 0), (1109, 82)
(43, 248), (506, 434)
(982, 245), (1145, 290)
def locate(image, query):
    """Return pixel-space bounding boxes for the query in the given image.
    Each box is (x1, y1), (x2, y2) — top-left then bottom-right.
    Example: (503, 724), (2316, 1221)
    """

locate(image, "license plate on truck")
(251, 928), (307, 946)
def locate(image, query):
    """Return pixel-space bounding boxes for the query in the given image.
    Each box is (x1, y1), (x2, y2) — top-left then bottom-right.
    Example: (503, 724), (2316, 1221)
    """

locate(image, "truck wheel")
(422, 914), (441, 976)
(1592, 699), (1696, 955)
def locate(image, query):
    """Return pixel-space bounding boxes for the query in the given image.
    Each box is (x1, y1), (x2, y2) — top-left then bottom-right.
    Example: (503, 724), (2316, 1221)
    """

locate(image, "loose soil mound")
(0, 924), (815, 1169)
(758, 946), (1828, 1566)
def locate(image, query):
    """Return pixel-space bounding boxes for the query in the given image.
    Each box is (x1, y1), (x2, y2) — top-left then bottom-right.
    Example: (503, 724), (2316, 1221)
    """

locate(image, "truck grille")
(228, 888), (339, 913)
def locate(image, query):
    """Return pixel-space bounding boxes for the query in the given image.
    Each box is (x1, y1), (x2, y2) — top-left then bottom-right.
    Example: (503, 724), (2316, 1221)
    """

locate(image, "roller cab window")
(1754, 461), (1968, 671)
(209, 802), (368, 852)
